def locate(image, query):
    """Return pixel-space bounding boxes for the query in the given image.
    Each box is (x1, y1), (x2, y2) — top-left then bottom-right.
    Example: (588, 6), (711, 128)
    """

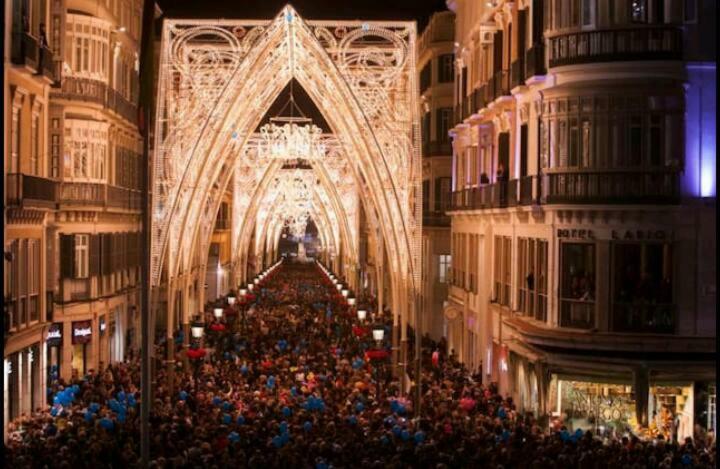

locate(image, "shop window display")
(550, 378), (637, 435)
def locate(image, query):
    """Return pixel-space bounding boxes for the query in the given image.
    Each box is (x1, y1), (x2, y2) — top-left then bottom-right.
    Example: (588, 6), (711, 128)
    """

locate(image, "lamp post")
(189, 316), (205, 386)
(372, 324), (386, 398)
(239, 288), (248, 334)
(357, 309), (367, 323)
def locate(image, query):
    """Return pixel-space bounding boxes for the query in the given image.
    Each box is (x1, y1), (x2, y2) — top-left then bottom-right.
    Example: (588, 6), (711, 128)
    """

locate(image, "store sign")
(72, 320), (93, 344)
(557, 229), (595, 240)
(47, 323), (63, 347)
(611, 230), (672, 241)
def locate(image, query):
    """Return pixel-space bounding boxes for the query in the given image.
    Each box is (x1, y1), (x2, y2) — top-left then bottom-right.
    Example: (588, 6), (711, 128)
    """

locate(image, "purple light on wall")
(685, 65), (716, 198)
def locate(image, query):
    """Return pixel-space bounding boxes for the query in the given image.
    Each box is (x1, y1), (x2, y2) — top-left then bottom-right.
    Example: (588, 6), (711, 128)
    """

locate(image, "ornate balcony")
(106, 185), (142, 211)
(448, 170), (678, 212)
(10, 31), (57, 81)
(58, 182), (141, 212)
(541, 170), (680, 204)
(52, 77), (137, 124)
(548, 26), (682, 68)
(6, 173), (58, 209)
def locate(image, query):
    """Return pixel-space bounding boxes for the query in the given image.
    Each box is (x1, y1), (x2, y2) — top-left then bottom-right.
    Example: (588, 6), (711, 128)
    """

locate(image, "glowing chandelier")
(258, 80), (326, 161)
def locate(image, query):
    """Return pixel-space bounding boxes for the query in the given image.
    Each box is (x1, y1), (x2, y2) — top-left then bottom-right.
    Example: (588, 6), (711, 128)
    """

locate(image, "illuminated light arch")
(152, 6), (421, 324)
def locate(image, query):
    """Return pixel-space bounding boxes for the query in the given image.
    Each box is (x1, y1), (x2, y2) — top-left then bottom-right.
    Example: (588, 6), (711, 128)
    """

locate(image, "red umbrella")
(210, 323), (226, 332)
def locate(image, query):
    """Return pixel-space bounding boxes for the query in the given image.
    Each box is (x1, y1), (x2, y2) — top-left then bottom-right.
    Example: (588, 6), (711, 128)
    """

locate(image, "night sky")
(157, 0), (449, 32)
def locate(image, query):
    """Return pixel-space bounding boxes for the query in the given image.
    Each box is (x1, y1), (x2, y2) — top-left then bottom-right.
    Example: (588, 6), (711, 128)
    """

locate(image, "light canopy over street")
(3, 0), (716, 467)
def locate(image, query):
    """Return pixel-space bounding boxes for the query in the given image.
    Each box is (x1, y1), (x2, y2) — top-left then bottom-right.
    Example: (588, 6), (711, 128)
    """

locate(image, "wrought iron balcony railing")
(6, 173), (58, 208)
(52, 77), (137, 124)
(10, 31), (57, 81)
(58, 182), (141, 212)
(548, 26), (682, 68)
(540, 169), (680, 204)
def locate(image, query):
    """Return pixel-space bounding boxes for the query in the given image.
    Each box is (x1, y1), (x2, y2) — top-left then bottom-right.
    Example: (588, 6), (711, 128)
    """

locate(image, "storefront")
(649, 383), (694, 442)
(548, 376), (638, 435)
(45, 323), (63, 403)
(71, 320), (92, 376)
(109, 306), (125, 363)
(98, 315), (107, 367)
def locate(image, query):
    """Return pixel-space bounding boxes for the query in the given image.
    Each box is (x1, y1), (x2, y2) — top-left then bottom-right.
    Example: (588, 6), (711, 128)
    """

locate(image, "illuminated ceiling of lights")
(151, 5), (421, 303)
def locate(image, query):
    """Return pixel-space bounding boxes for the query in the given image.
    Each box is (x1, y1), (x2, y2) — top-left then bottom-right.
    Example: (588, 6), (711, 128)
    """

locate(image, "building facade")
(444, 0), (716, 439)
(418, 11), (454, 341)
(4, 0), (149, 434)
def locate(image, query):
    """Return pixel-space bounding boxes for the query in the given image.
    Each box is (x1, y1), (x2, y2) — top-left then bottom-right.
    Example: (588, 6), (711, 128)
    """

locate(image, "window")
(684, 0), (697, 22)
(631, 0), (648, 23)
(612, 242), (673, 333)
(648, 115), (663, 166)
(64, 119), (109, 182)
(493, 236), (512, 306)
(438, 254), (451, 283)
(629, 116), (643, 166)
(11, 102), (22, 173)
(75, 234), (89, 279)
(30, 107), (40, 176)
(569, 118), (579, 167)
(582, 0), (594, 26)
(438, 54), (454, 83)
(437, 108), (452, 143)
(65, 14), (110, 81)
(560, 243), (595, 329)
(468, 235), (478, 293)
(517, 238), (548, 321)
(27, 239), (39, 322)
(422, 112), (431, 147)
(420, 62), (431, 93)
(435, 177), (451, 211)
(422, 180), (430, 213)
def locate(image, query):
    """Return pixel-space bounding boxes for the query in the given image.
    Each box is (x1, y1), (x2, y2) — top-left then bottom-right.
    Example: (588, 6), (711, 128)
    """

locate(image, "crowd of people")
(5, 261), (716, 468)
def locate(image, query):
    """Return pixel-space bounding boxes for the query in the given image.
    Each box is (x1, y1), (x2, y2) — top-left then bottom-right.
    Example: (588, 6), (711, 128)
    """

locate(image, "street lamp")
(227, 295), (236, 306)
(347, 297), (356, 306)
(357, 309), (367, 322)
(372, 325), (385, 344)
(341, 289), (349, 298)
(336, 284), (343, 291)
(248, 283), (254, 291)
(239, 288), (247, 297)
(191, 318), (205, 341)
(213, 307), (223, 319)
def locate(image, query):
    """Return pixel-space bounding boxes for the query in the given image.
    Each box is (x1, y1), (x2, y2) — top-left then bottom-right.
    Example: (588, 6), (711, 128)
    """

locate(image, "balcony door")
(497, 132), (510, 180)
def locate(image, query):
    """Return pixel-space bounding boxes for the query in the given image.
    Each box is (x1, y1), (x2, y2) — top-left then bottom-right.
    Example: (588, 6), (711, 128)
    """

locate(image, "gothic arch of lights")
(151, 5), (421, 321)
